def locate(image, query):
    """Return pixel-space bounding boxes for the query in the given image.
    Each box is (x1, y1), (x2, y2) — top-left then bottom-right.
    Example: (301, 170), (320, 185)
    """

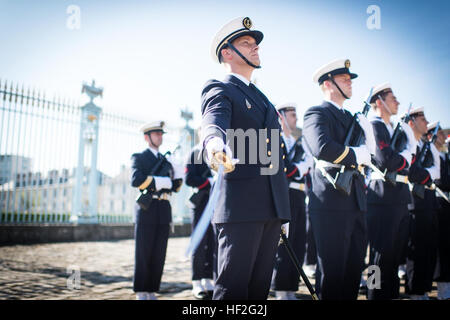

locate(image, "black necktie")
(249, 83), (269, 109)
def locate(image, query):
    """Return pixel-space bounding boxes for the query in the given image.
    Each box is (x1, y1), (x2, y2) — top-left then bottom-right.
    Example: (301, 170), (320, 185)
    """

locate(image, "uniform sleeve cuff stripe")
(138, 176), (153, 190)
(421, 175), (430, 185)
(287, 166), (298, 178)
(198, 179), (210, 189)
(333, 146), (349, 164)
(397, 158), (406, 172)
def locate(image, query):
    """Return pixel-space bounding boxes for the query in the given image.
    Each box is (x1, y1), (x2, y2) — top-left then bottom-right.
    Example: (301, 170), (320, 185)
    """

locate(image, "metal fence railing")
(0, 78), (193, 224)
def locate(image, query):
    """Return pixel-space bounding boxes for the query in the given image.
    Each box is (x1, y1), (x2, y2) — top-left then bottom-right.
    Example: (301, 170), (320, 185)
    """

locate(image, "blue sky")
(1, 0), (449, 128)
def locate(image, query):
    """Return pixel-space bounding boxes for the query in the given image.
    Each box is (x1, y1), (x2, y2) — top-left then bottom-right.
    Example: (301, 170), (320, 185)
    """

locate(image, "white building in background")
(0, 163), (190, 223)
(0, 155), (32, 185)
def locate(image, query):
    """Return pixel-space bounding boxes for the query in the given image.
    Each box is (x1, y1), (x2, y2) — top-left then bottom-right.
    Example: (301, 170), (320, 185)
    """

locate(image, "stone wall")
(0, 223), (192, 246)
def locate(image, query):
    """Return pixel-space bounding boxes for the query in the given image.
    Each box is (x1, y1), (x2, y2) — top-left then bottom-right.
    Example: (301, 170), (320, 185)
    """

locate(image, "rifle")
(136, 145), (181, 210)
(384, 103), (412, 186)
(411, 123), (439, 199)
(334, 88), (374, 196)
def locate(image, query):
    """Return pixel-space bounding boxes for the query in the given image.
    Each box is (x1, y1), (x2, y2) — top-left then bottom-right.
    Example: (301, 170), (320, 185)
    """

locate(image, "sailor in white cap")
(426, 121), (450, 300)
(365, 83), (416, 300)
(131, 121), (183, 300)
(271, 103), (313, 300)
(201, 17), (290, 300)
(405, 108), (441, 299)
(302, 58), (373, 300)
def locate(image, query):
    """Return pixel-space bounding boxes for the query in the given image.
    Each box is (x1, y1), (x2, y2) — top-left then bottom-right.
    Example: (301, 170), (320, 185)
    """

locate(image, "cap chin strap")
(328, 75), (349, 100)
(147, 133), (159, 150)
(226, 42), (261, 69)
(378, 95), (392, 115)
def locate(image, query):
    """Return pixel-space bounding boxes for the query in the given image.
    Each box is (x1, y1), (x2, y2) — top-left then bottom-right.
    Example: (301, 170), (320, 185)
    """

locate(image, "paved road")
(0, 237), (437, 300)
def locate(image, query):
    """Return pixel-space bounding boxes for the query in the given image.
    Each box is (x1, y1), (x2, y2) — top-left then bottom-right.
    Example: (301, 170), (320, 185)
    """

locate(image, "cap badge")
(243, 17), (252, 29)
(345, 59), (351, 68)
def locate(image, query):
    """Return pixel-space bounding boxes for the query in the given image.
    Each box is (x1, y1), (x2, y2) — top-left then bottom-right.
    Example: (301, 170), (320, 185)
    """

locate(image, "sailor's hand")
(426, 144), (441, 181)
(357, 114), (376, 155)
(281, 223), (290, 238)
(351, 145), (371, 166)
(400, 122), (417, 155)
(205, 137), (238, 173)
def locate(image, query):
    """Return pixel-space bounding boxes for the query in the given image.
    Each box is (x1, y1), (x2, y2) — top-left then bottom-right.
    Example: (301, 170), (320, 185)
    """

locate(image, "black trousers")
(272, 189), (307, 291)
(213, 219), (282, 300)
(310, 209), (367, 300)
(436, 197), (450, 282)
(133, 200), (171, 293)
(305, 210), (318, 265)
(191, 197), (216, 281)
(366, 203), (410, 300)
(406, 208), (438, 295)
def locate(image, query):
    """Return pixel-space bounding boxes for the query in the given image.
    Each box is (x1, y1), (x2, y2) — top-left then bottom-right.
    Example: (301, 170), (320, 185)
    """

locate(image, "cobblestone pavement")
(0, 237), (438, 300)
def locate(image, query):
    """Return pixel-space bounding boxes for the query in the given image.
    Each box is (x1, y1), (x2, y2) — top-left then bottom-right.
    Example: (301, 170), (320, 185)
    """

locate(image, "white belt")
(371, 171), (409, 184)
(289, 181), (306, 191)
(152, 193), (170, 200)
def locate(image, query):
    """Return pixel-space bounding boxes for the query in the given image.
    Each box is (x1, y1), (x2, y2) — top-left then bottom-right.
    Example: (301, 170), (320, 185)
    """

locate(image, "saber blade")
(185, 164), (224, 257)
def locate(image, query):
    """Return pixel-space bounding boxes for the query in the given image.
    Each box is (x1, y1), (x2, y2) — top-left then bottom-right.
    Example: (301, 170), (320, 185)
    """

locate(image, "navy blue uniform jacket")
(368, 119), (410, 205)
(130, 149), (173, 224)
(201, 74), (290, 224)
(303, 101), (367, 212)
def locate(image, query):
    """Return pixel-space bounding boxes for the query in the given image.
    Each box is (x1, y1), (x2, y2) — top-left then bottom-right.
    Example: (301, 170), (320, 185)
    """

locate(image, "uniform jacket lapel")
(225, 75), (267, 116)
(323, 101), (353, 133)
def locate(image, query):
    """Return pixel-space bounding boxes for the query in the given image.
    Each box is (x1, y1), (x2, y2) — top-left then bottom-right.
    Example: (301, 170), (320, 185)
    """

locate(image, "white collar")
(229, 72), (251, 86)
(148, 146), (159, 157)
(324, 99), (345, 111)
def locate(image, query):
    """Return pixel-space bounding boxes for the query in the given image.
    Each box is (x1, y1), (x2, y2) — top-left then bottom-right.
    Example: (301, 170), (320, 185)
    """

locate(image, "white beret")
(312, 58), (358, 84)
(427, 121), (441, 132)
(210, 16), (263, 64)
(370, 82), (393, 103)
(277, 102), (297, 113)
(140, 121), (165, 134)
(401, 106), (424, 119)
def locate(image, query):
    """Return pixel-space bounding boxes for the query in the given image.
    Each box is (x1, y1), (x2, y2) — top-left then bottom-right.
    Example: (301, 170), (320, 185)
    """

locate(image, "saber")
(280, 226), (319, 300)
(434, 184), (450, 203)
(185, 164), (224, 257)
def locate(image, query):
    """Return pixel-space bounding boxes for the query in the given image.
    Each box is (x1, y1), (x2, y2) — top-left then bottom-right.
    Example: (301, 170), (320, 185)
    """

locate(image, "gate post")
(71, 80), (102, 224)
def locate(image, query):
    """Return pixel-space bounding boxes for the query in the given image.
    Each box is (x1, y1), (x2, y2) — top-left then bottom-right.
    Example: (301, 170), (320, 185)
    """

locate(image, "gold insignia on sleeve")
(333, 146), (349, 164)
(345, 59), (351, 68)
(243, 17), (252, 29)
(138, 176), (153, 190)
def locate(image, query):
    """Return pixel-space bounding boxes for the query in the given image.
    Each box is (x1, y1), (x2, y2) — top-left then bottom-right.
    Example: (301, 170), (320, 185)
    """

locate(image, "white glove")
(295, 153), (314, 176)
(400, 122), (418, 154)
(357, 114), (376, 155)
(205, 136), (239, 170)
(205, 137), (231, 161)
(351, 145), (371, 166)
(153, 176), (172, 191)
(281, 223), (289, 238)
(399, 149), (413, 167)
(426, 144), (441, 180)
